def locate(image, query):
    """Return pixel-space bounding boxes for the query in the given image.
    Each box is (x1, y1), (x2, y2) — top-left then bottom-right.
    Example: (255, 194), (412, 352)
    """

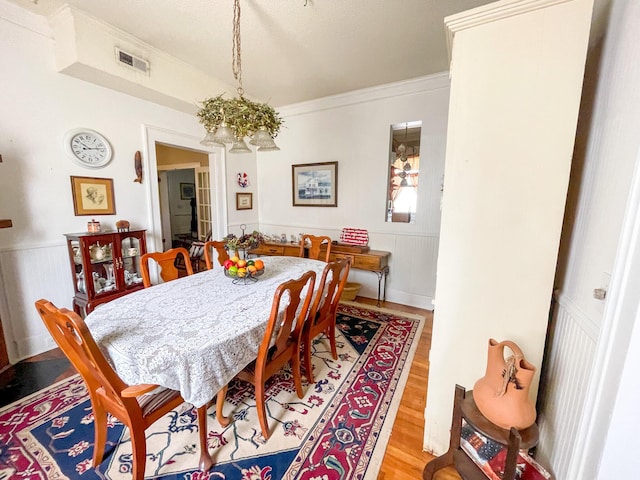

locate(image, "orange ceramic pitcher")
(473, 338), (537, 430)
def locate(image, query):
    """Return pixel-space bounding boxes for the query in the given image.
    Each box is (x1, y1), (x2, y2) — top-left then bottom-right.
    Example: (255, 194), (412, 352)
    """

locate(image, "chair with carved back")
(34, 299), (208, 480)
(215, 270), (316, 439)
(141, 247), (193, 287)
(302, 259), (351, 383)
(203, 240), (230, 269)
(299, 234), (332, 262)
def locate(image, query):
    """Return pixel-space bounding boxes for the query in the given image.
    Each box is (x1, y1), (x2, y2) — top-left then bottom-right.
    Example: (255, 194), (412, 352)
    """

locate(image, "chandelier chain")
(232, 0), (244, 96)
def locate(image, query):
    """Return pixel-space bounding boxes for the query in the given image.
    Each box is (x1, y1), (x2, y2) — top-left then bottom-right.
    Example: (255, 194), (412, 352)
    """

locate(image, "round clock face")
(64, 128), (113, 168)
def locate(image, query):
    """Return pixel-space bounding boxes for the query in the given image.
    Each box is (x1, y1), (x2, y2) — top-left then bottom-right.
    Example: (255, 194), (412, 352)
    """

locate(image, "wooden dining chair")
(302, 259), (351, 383)
(203, 240), (230, 269)
(140, 247), (193, 287)
(215, 270), (316, 439)
(34, 299), (209, 480)
(299, 234), (332, 262)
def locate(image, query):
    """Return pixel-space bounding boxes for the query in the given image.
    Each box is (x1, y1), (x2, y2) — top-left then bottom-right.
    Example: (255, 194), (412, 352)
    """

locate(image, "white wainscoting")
(536, 294), (598, 479)
(0, 243), (74, 363)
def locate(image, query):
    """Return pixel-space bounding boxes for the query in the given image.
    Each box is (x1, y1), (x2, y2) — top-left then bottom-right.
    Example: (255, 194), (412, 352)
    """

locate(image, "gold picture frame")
(70, 176), (116, 216)
(236, 192), (253, 210)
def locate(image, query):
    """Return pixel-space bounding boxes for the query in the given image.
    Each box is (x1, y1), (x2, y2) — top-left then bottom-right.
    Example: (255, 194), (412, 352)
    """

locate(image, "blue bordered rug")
(0, 302), (424, 480)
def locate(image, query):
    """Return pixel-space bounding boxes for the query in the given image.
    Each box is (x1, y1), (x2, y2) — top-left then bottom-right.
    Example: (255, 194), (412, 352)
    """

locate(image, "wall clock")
(64, 128), (113, 168)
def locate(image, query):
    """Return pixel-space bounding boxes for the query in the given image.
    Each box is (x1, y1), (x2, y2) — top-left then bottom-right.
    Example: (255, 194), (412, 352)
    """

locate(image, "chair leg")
(92, 405), (108, 467)
(303, 332), (315, 384)
(292, 356), (304, 399)
(255, 382), (271, 439)
(129, 427), (147, 480)
(328, 324), (338, 360)
(215, 386), (230, 427)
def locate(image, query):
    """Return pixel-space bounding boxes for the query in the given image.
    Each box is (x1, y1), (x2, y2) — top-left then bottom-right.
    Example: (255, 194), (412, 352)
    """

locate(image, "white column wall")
(424, 0), (593, 455)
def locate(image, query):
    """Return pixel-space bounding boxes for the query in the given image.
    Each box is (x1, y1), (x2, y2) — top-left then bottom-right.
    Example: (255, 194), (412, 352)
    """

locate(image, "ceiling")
(8, 0), (503, 106)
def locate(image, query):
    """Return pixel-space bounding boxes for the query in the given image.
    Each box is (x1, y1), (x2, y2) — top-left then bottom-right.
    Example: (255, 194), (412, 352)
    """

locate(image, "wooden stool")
(423, 385), (539, 480)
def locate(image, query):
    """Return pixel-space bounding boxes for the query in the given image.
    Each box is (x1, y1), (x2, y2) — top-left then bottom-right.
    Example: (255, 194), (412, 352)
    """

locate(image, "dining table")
(84, 255), (328, 470)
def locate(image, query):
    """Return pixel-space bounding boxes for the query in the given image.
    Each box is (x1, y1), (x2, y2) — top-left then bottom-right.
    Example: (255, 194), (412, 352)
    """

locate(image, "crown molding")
(0, 0), (51, 38)
(277, 73), (450, 118)
(444, 0), (575, 62)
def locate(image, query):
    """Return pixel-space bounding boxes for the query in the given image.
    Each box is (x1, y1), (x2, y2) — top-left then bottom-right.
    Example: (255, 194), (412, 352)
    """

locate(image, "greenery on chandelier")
(197, 94), (283, 140)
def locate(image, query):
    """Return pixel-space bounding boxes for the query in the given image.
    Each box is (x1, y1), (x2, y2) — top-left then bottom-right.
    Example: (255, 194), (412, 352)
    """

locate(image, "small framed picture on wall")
(180, 183), (195, 200)
(236, 192), (253, 210)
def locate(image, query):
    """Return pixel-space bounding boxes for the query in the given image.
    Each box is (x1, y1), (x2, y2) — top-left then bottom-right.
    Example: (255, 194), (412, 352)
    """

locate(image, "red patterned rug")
(0, 302), (424, 480)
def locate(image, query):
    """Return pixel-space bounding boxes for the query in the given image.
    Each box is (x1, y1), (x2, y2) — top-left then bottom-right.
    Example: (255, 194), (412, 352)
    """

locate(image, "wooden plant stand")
(423, 385), (539, 480)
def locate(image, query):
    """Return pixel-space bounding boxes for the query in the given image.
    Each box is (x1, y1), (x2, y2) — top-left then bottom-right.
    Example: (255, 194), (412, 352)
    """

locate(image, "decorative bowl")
(224, 264), (265, 284)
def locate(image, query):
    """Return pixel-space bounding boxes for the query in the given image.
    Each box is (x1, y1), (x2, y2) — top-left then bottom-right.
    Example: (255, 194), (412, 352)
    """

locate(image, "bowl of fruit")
(223, 257), (265, 284)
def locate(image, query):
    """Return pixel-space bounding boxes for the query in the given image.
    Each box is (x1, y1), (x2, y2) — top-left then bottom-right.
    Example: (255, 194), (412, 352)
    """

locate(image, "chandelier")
(198, 0), (282, 153)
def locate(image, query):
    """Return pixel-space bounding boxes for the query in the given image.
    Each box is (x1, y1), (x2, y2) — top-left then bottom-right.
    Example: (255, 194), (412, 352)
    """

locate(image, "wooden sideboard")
(250, 242), (390, 305)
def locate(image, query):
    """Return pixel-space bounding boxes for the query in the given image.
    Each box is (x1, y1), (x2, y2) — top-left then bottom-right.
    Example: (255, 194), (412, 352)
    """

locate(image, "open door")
(195, 166), (212, 240)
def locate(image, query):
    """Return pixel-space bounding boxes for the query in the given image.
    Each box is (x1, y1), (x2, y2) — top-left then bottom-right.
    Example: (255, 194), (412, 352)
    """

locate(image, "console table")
(250, 242), (390, 305)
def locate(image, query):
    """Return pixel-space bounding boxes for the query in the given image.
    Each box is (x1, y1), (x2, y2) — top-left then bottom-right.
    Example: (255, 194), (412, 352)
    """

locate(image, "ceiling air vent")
(115, 47), (149, 75)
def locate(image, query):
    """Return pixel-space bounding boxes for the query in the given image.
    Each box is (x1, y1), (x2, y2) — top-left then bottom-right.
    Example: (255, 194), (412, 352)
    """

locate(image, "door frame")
(142, 125), (227, 253)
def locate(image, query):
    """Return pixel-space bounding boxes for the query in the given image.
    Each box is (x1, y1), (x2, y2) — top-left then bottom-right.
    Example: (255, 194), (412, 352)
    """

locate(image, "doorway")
(156, 144), (210, 250)
(143, 126), (227, 255)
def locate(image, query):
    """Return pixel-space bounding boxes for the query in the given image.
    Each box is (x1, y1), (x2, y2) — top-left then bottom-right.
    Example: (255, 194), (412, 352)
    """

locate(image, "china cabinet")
(64, 230), (147, 315)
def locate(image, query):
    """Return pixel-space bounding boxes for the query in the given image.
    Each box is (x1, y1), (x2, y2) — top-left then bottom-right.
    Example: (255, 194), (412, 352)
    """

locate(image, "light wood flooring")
(355, 297), (460, 480)
(0, 296), (460, 480)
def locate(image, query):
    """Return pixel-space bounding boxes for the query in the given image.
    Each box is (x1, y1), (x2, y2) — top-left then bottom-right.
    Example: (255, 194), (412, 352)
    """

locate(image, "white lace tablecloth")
(84, 256), (327, 407)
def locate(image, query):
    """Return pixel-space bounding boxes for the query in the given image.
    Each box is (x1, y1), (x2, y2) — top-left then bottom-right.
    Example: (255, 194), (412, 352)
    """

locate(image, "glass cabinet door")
(120, 234), (144, 288)
(81, 235), (117, 297)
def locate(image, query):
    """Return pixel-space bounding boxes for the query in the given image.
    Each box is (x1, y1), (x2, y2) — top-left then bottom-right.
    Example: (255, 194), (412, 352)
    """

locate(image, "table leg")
(197, 405), (213, 471)
(382, 266), (389, 302)
(375, 267), (390, 307)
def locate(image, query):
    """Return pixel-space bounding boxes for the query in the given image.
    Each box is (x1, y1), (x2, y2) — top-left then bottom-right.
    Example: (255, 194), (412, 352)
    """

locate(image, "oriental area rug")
(0, 302), (424, 480)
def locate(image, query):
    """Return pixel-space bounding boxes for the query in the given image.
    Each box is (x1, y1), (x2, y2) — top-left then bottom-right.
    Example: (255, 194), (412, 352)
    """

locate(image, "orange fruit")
(254, 259), (264, 270)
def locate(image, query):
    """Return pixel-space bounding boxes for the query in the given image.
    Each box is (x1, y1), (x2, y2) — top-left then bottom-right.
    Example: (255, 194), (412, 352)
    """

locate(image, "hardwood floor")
(355, 297), (460, 480)
(0, 296), (460, 480)
(0, 347), (74, 407)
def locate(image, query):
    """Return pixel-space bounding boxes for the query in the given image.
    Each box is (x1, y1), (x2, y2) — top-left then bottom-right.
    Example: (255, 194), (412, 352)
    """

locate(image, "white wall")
(424, 0), (593, 456)
(225, 150), (260, 238)
(0, 2), (229, 362)
(257, 76), (450, 308)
